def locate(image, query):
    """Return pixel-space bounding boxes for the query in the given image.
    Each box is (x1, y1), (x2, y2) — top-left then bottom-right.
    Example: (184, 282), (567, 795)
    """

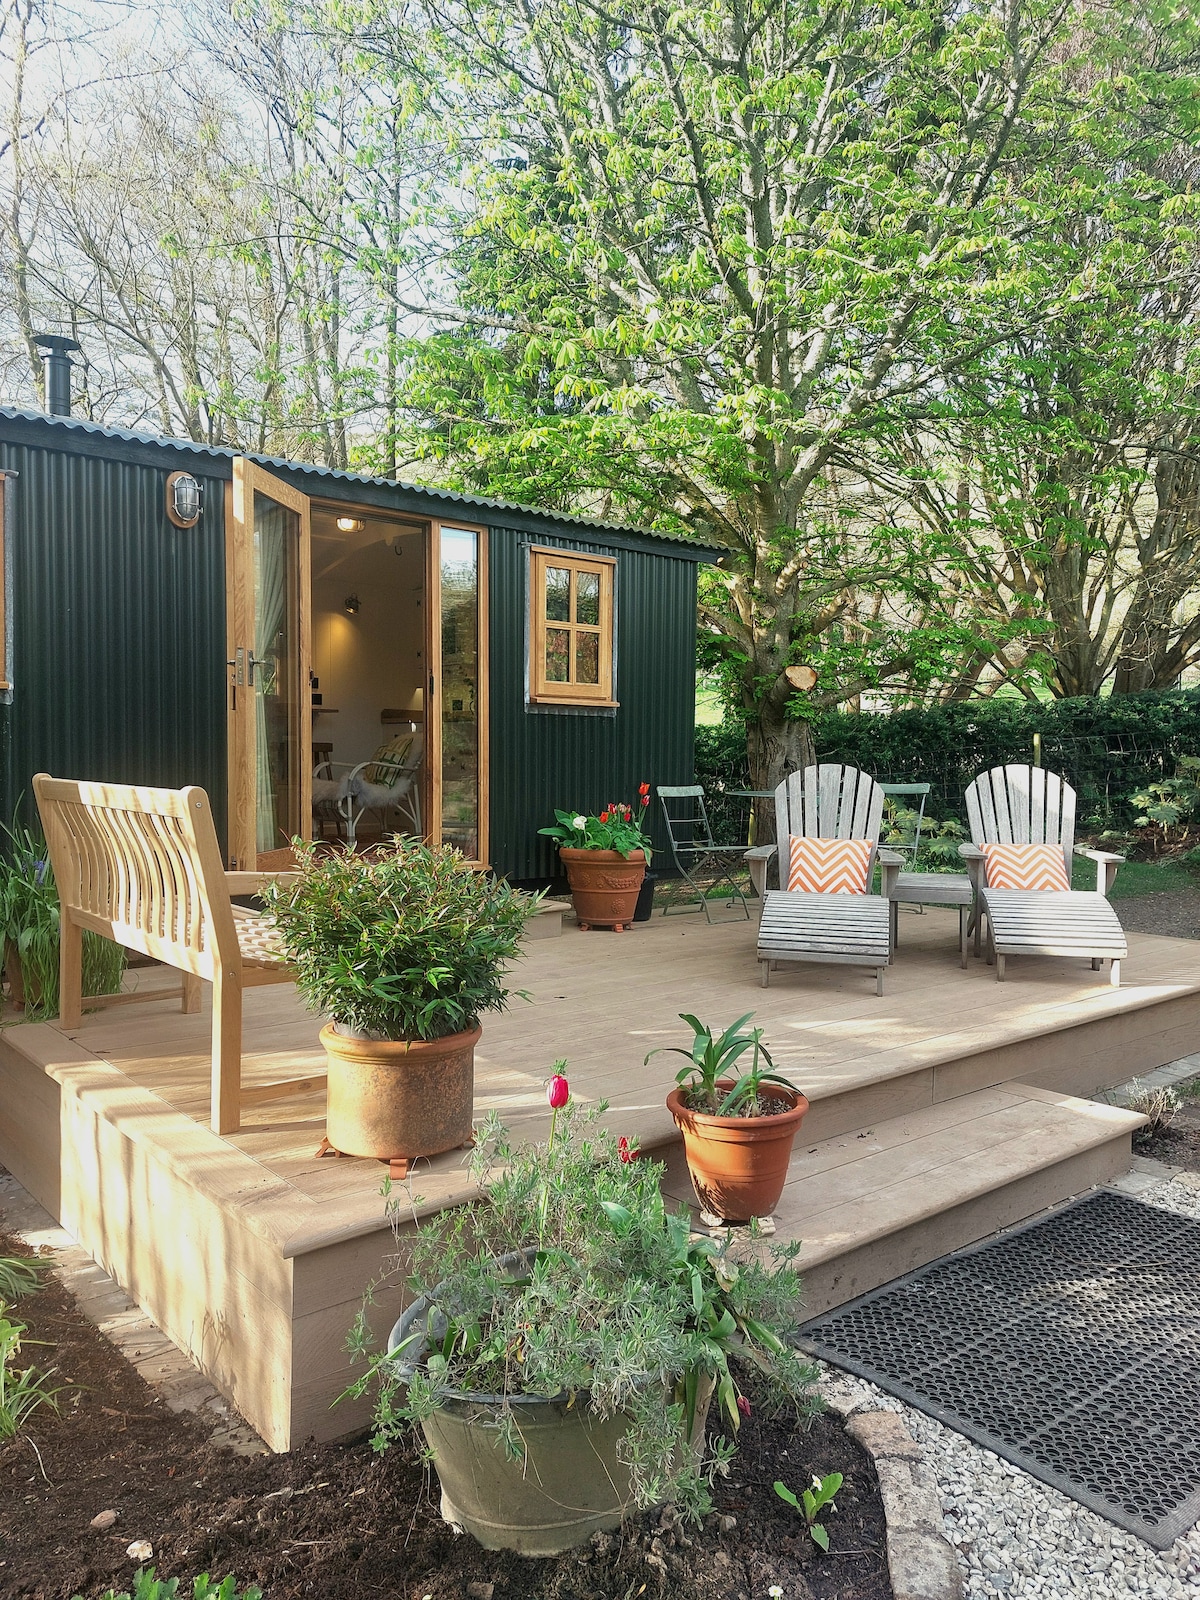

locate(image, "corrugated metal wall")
(488, 526), (699, 882)
(0, 439), (228, 839)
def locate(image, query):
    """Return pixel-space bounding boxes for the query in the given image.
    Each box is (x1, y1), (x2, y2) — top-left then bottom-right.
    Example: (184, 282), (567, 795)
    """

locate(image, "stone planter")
(666, 1080), (810, 1224)
(320, 1021), (480, 1163)
(559, 847), (646, 931)
(388, 1256), (713, 1556)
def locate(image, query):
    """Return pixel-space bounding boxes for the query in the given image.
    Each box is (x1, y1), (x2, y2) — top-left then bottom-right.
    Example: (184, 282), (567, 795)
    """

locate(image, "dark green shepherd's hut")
(0, 397), (714, 884)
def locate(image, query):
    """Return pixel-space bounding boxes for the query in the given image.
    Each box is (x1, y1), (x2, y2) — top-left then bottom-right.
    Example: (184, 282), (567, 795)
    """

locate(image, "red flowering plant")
(539, 783), (653, 861)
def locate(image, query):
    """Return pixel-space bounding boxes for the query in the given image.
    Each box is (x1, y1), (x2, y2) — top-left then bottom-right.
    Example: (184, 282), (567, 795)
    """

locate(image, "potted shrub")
(264, 839), (535, 1168)
(539, 786), (652, 930)
(349, 1080), (818, 1556)
(651, 1014), (809, 1226)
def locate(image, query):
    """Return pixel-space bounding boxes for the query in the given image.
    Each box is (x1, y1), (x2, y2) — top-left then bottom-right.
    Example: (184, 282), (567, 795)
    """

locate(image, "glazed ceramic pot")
(666, 1080), (809, 1224)
(559, 848), (646, 931)
(320, 1021), (480, 1160)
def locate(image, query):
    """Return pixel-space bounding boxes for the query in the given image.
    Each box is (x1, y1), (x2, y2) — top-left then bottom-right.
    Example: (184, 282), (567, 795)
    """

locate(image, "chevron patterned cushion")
(981, 842), (1070, 891)
(786, 836), (872, 895)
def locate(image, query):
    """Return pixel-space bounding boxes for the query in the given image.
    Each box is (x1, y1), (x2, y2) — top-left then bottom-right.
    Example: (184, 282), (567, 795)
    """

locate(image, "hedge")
(696, 690), (1200, 840)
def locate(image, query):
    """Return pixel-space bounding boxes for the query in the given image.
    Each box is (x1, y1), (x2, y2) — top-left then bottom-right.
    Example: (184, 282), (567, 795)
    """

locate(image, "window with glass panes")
(529, 549), (615, 704)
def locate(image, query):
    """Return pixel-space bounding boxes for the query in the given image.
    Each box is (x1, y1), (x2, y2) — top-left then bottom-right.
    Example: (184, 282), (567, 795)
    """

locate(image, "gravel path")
(820, 1174), (1200, 1598)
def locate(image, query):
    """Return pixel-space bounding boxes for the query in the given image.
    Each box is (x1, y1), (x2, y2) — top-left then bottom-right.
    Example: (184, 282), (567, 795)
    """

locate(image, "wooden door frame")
(226, 459), (312, 869)
(429, 519), (490, 867)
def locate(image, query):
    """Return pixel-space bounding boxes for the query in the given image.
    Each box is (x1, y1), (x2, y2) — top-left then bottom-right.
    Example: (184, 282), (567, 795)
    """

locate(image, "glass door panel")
(439, 526), (481, 859)
(253, 492), (301, 853)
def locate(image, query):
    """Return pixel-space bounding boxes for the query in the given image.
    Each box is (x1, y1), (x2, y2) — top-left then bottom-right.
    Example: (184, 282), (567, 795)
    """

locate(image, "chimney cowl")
(33, 333), (82, 417)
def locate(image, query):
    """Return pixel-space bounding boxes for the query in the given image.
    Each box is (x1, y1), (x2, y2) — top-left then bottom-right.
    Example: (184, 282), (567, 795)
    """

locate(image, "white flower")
(572, 814), (587, 829)
(768, 1588), (784, 1599)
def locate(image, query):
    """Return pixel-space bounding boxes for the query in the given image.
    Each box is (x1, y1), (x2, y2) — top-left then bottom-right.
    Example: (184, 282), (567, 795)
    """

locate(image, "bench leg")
(58, 916), (84, 1028)
(1109, 959), (1120, 987)
(181, 973), (203, 1014)
(996, 952), (1006, 982)
(211, 967), (244, 1136)
(890, 900), (899, 959)
(1091, 957), (1101, 971)
(760, 960), (770, 988)
(959, 905), (968, 970)
(875, 967), (884, 997)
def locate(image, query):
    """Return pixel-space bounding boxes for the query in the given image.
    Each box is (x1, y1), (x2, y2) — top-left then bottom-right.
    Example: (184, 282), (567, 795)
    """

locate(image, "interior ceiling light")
(336, 515), (365, 533)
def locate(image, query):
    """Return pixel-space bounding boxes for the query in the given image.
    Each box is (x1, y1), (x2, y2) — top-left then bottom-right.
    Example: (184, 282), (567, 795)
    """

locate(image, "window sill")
(529, 694), (619, 709)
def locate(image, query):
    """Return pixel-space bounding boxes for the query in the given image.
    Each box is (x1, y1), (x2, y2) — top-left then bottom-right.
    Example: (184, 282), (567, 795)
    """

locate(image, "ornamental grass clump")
(263, 838), (534, 1041)
(351, 1090), (819, 1520)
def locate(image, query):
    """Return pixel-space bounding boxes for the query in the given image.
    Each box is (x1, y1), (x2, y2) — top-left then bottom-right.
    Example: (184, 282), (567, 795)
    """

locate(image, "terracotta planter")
(320, 1021), (480, 1162)
(666, 1080), (809, 1224)
(559, 848), (646, 932)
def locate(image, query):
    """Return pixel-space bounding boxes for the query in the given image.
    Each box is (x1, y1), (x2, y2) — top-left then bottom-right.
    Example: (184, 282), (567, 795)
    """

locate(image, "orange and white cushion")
(787, 836), (872, 895)
(981, 842), (1070, 892)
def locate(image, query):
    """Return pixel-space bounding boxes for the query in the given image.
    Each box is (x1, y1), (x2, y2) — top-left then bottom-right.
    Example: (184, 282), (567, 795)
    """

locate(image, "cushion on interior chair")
(365, 734), (414, 785)
(786, 836), (872, 895)
(981, 842), (1070, 891)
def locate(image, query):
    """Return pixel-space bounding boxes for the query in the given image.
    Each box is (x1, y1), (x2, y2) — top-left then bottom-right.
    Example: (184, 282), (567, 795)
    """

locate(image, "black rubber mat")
(798, 1189), (1200, 1547)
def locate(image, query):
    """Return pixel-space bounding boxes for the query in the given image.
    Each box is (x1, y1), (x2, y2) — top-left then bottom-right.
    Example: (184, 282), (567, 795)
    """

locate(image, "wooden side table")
(888, 871), (974, 969)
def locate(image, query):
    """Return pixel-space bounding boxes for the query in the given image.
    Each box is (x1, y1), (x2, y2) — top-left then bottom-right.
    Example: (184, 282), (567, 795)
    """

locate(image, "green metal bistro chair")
(657, 785), (751, 923)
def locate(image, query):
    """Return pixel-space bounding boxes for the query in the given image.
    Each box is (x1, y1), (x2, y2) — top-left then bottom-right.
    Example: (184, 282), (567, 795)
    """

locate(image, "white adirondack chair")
(960, 765), (1127, 983)
(745, 764), (903, 995)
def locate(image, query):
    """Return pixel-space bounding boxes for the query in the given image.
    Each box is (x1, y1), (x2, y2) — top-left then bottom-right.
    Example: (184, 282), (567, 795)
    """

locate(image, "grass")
(1070, 854), (1198, 898)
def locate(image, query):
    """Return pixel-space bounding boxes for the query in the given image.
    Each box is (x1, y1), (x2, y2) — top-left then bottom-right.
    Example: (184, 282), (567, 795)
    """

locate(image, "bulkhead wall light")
(165, 471), (203, 528)
(336, 515), (365, 533)
(344, 594), (361, 615)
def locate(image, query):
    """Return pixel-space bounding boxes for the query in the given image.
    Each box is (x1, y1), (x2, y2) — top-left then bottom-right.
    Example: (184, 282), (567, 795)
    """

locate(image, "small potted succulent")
(264, 838), (535, 1170)
(650, 1014), (809, 1226)
(539, 785), (652, 930)
(349, 1077), (818, 1556)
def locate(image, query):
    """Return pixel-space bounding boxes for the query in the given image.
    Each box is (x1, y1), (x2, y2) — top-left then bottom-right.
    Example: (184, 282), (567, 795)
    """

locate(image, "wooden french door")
(429, 522), (489, 866)
(227, 460), (312, 869)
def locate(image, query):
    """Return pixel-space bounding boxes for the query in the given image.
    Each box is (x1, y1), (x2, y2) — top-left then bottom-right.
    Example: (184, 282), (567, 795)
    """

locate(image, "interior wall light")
(344, 594), (361, 615)
(336, 515), (365, 533)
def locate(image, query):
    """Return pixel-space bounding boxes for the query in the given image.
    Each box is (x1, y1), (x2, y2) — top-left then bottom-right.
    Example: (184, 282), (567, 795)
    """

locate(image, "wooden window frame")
(529, 547), (616, 706)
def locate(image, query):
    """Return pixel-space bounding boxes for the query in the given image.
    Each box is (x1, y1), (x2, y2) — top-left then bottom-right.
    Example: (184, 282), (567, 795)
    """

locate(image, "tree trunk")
(745, 704), (815, 846)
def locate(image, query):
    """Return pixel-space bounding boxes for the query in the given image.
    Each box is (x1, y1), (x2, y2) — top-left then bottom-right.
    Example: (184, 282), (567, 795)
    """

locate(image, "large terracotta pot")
(320, 1021), (480, 1161)
(666, 1080), (809, 1224)
(559, 848), (646, 931)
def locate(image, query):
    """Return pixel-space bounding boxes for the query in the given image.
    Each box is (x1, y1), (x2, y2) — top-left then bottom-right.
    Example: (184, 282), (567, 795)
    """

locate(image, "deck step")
(659, 1081), (1146, 1318)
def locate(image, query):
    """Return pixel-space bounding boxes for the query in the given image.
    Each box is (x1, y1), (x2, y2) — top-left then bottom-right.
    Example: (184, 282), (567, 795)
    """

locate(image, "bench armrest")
(876, 847), (904, 899)
(1074, 846), (1125, 896)
(225, 871), (303, 895)
(743, 843), (777, 898)
(958, 842), (986, 896)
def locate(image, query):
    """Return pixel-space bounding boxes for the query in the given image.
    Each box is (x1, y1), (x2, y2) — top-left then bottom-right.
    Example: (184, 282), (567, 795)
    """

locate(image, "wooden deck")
(0, 906), (1195, 1449)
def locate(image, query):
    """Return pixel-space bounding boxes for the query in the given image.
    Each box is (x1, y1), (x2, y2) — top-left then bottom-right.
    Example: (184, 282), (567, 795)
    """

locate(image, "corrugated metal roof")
(0, 404), (719, 557)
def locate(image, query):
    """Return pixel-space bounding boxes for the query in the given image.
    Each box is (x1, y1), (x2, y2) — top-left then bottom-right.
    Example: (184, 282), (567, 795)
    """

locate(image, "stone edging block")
(847, 1411), (965, 1600)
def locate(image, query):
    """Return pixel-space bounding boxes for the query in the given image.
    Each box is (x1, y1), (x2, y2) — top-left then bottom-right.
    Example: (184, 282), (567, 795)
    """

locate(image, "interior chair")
(961, 764), (1127, 983)
(339, 728), (423, 847)
(746, 764), (903, 995)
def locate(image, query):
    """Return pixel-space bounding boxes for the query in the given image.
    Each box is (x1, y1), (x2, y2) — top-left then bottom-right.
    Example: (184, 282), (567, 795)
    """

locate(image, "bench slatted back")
(964, 765), (1075, 883)
(34, 775), (238, 980)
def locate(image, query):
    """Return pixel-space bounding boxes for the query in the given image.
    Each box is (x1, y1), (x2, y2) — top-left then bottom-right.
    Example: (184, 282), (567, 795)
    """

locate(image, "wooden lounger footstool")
(758, 890), (892, 996)
(981, 888), (1127, 985)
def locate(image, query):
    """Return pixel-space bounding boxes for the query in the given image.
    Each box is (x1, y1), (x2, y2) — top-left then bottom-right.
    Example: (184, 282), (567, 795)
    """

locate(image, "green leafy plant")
(774, 1470), (844, 1552)
(348, 1094), (818, 1520)
(1130, 756), (1200, 852)
(539, 786), (653, 860)
(0, 1307), (63, 1438)
(0, 1254), (44, 1302)
(646, 1013), (799, 1117)
(0, 819), (125, 1019)
(263, 837), (535, 1040)
(78, 1572), (262, 1600)
(882, 801), (966, 872)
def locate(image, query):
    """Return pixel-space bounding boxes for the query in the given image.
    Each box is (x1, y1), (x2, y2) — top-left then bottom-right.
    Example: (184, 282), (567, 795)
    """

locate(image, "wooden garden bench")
(34, 775), (314, 1136)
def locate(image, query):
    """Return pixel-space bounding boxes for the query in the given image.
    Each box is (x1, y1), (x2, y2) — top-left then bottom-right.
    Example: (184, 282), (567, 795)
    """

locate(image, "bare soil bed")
(1136, 1098), (1200, 1174)
(0, 1227), (891, 1600)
